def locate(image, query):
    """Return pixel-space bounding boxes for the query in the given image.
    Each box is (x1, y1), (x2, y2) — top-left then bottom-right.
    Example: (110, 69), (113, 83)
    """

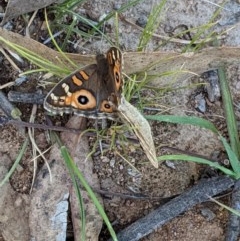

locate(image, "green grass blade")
(220, 136), (240, 178)
(60, 146), (118, 241)
(61, 143), (86, 241)
(158, 154), (236, 178)
(0, 36), (70, 76)
(218, 66), (240, 159)
(146, 115), (218, 133)
(0, 138), (29, 187)
(138, 0), (167, 51)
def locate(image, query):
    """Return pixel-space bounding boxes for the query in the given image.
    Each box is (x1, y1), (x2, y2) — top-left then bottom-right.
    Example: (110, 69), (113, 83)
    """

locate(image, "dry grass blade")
(2, 28), (240, 81)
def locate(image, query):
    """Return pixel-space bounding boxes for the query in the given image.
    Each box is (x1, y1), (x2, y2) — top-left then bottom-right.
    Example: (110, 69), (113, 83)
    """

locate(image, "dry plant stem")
(0, 47), (21, 72)
(112, 176), (235, 241)
(226, 179), (240, 241)
(8, 90), (45, 104)
(0, 81), (15, 89)
(28, 104), (38, 193)
(5, 119), (82, 134)
(26, 10), (38, 38)
(28, 104), (52, 193)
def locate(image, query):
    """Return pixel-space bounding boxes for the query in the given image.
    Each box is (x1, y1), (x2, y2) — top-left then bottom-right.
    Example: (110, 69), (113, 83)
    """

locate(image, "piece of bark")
(226, 179), (240, 241)
(29, 116), (102, 241)
(8, 90), (45, 104)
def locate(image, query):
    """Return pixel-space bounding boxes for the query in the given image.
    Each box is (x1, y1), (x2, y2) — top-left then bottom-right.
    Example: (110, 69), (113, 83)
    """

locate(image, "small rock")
(110, 159), (115, 167)
(15, 76), (28, 86)
(195, 93), (206, 113)
(3, 21), (13, 31)
(165, 160), (176, 169)
(113, 3), (121, 10)
(202, 70), (221, 102)
(136, 15), (148, 27)
(200, 208), (216, 221)
(236, 81), (240, 90)
(101, 156), (110, 163)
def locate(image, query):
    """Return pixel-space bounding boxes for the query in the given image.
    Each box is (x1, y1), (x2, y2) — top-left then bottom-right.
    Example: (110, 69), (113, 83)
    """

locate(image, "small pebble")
(136, 15), (148, 27)
(200, 208), (216, 221)
(101, 156), (110, 163)
(15, 76), (28, 86)
(195, 93), (206, 113)
(222, 159), (230, 166)
(113, 3), (121, 10)
(110, 159), (115, 167)
(3, 21), (13, 31)
(165, 160), (176, 169)
(236, 81), (240, 90)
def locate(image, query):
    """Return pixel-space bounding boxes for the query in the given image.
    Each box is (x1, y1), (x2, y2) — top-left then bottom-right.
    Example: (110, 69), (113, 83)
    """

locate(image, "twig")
(0, 117), (83, 134)
(0, 81), (15, 89)
(226, 179), (240, 241)
(111, 176), (234, 241)
(8, 90), (45, 104)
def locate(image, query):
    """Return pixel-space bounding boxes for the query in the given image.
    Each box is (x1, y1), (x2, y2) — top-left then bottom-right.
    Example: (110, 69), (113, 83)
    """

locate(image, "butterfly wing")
(44, 64), (102, 118)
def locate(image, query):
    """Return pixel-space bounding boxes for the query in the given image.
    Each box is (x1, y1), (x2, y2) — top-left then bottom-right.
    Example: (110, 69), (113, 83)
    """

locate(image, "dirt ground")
(1, 0), (240, 240)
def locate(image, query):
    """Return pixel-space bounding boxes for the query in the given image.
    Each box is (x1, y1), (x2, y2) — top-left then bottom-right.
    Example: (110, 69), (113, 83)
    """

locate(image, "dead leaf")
(1, 27), (240, 84)
(1, 0), (60, 25)
(118, 96), (158, 168)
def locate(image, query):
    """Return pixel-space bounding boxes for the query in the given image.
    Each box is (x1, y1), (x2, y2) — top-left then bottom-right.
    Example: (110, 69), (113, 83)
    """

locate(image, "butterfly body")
(44, 47), (123, 120)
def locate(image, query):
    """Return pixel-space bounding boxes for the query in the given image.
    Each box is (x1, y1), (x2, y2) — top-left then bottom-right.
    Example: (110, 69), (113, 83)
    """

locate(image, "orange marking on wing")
(72, 75), (83, 86)
(100, 100), (114, 113)
(63, 90), (96, 109)
(64, 96), (73, 106)
(79, 71), (89, 80)
(108, 53), (114, 65)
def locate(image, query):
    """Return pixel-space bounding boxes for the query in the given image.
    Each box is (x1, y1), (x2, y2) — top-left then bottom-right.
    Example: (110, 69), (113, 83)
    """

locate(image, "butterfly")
(44, 47), (123, 120)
